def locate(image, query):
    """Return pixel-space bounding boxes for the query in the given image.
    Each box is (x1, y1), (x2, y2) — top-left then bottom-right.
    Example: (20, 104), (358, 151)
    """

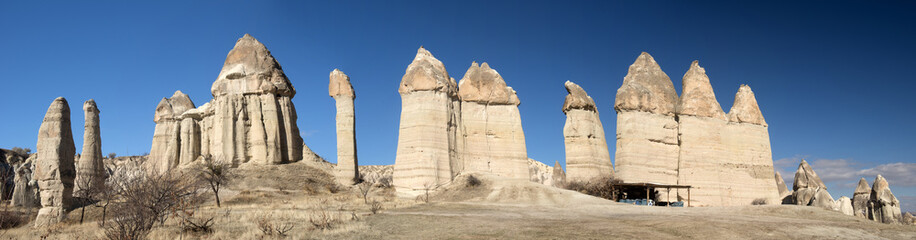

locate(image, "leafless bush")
(751, 198), (768, 205)
(377, 176), (393, 189)
(357, 182), (373, 204)
(103, 171), (205, 240)
(309, 210), (337, 231)
(1, 204), (26, 238)
(107, 153), (117, 159)
(466, 174), (481, 187)
(563, 175), (622, 201)
(415, 182), (437, 203)
(10, 147), (30, 156)
(256, 213), (295, 237)
(369, 200), (382, 214)
(176, 207), (216, 234)
(197, 159), (234, 207)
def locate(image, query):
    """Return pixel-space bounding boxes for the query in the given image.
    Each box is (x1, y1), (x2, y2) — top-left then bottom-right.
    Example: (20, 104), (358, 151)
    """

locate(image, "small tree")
(198, 160), (233, 207)
(107, 153), (117, 159)
(103, 171), (205, 240)
(357, 182), (373, 204)
(74, 174), (103, 224)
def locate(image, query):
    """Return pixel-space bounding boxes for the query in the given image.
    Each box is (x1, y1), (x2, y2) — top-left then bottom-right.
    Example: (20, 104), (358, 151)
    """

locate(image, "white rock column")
(329, 69), (358, 185)
(34, 97), (76, 227)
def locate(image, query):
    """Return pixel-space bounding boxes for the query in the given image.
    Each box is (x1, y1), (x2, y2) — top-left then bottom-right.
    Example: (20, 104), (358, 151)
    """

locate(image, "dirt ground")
(2, 171), (914, 239)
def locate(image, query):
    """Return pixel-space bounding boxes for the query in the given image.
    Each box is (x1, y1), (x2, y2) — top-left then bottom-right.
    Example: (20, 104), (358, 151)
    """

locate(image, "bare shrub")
(103, 171), (205, 240)
(563, 175), (622, 201)
(369, 200), (382, 214)
(309, 210), (337, 231)
(197, 159), (234, 207)
(377, 176), (393, 189)
(107, 153), (117, 159)
(357, 182), (373, 204)
(1, 204), (26, 237)
(751, 198), (768, 205)
(466, 174), (481, 187)
(256, 213), (295, 237)
(415, 182), (437, 203)
(10, 147), (31, 156)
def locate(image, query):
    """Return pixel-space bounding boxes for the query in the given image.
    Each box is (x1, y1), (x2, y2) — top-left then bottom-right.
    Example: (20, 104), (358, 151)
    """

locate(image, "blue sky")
(1, 1), (914, 211)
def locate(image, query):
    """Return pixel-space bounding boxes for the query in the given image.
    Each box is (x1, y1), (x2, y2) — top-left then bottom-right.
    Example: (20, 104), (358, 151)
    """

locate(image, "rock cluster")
(528, 159), (565, 187)
(11, 154), (39, 207)
(34, 97), (76, 226)
(74, 99), (106, 195)
(329, 69), (358, 185)
(614, 53), (779, 206)
(853, 178), (871, 218)
(869, 175), (902, 223)
(393, 48), (530, 191)
(562, 81), (614, 181)
(791, 160), (834, 209)
(149, 34), (307, 173)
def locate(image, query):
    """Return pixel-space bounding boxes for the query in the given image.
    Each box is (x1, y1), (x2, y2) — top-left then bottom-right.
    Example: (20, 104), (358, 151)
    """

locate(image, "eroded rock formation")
(74, 99), (106, 196)
(393, 47), (461, 190)
(869, 175), (902, 224)
(149, 34), (307, 172)
(836, 196), (854, 216)
(11, 156), (39, 207)
(527, 159), (564, 187)
(34, 97), (76, 226)
(458, 62), (528, 179)
(562, 81), (613, 182)
(853, 178), (871, 218)
(791, 160), (834, 209)
(329, 69), (358, 185)
(775, 172), (790, 199)
(614, 54), (778, 206)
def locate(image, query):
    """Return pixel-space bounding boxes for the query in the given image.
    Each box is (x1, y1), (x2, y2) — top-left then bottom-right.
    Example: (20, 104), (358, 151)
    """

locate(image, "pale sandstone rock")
(458, 62), (528, 179)
(11, 157), (39, 207)
(793, 159), (826, 191)
(562, 81), (613, 182)
(552, 160), (566, 187)
(810, 188), (836, 210)
(869, 175), (902, 224)
(836, 196), (854, 216)
(727, 85), (767, 126)
(528, 159), (553, 185)
(148, 91), (194, 174)
(394, 47), (460, 191)
(853, 178), (871, 218)
(791, 159), (832, 207)
(614, 52), (678, 115)
(329, 69), (358, 185)
(34, 97), (76, 227)
(75, 99), (105, 196)
(676, 61), (726, 120)
(775, 172), (790, 198)
(614, 53), (680, 199)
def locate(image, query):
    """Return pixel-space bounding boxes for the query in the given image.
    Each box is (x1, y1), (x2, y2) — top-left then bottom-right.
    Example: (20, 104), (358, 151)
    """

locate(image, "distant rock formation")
(836, 196), (854, 216)
(393, 47), (460, 190)
(149, 34), (307, 172)
(775, 172), (790, 199)
(11, 155), (39, 208)
(552, 161), (566, 187)
(614, 54), (779, 206)
(562, 81), (613, 182)
(869, 175), (902, 224)
(34, 97), (76, 227)
(329, 69), (358, 185)
(75, 99), (106, 196)
(853, 178), (871, 218)
(458, 62), (528, 179)
(527, 159), (564, 187)
(791, 160), (834, 209)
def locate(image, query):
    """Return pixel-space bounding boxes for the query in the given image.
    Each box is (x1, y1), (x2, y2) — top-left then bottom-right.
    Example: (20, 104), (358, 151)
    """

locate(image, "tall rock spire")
(853, 177), (871, 218)
(34, 97), (76, 227)
(677, 61), (726, 120)
(398, 47), (454, 94)
(727, 85), (767, 126)
(75, 99), (105, 197)
(562, 81), (613, 181)
(614, 52), (678, 115)
(869, 175), (902, 223)
(329, 69), (358, 185)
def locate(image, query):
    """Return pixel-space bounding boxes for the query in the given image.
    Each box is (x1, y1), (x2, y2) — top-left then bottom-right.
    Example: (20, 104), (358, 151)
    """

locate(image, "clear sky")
(1, 1), (914, 211)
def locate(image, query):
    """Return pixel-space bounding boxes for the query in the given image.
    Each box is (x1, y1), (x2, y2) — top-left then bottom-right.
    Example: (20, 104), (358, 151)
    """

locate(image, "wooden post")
(666, 187), (670, 207)
(687, 188), (691, 207)
(646, 187), (650, 206)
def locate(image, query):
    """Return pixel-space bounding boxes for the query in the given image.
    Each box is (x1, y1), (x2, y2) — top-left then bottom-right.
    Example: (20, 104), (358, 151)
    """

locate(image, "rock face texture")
(393, 49), (532, 191)
(562, 81), (614, 182)
(527, 159), (564, 187)
(11, 158), (39, 207)
(458, 62), (528, 179)
(853, 178), (871, 218)
(614, 54), (779, 206)
(149, 34), (307, 172)
(74, 99), (105, 196)
(329, 69), (358, 185)
(791, 160), (834, 209)
(394, 47), (461, 190)
(836, 196), (854, 216)
(775, 172), (790, 198)
(34, 97), (76, 226)
(869, 175), (902, 224)
(614, 53), (680, 192)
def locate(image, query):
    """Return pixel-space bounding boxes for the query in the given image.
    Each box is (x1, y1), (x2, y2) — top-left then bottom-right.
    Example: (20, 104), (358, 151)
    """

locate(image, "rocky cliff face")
(149, 34), (307, 173)
(614, 53), (779, 206)
(562, 81), (613, 182)
(34, 97), (76, 227)
(329, 69), (358, 185)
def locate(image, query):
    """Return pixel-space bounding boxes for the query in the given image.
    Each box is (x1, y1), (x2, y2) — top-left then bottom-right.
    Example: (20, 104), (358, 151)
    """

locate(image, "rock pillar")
(329, 69), (358, 185)
(34, 97), (76, 227)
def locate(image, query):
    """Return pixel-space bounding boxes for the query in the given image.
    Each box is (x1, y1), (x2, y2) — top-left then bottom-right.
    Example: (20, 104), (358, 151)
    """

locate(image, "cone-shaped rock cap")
(728, 84), (767, 126)
(554, 160), (564, 172)
(154, 90), (195, 122)
(872, 174), (889, 192)
(614, 52), (678, 115)
(793, 159), (827, 191)
(855, 178), (871, 194)
(457, 62), (520, 105)
(677, 61), (726, 120)
(775, 171), (789, 196)
(212, 34), (295, 97)
(83, 99), (99, 114)
(328, 69), (354, 98)
(399, 47), (454, 94)
(562, 81), (597, 113)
